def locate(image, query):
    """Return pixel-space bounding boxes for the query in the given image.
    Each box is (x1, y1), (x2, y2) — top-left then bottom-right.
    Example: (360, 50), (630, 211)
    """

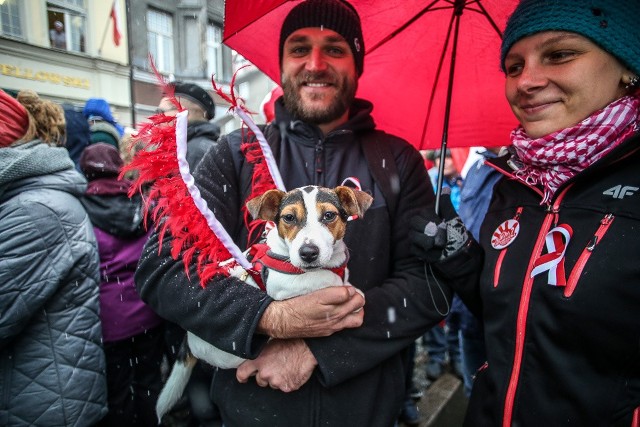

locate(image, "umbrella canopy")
(223, 0), (520, 150)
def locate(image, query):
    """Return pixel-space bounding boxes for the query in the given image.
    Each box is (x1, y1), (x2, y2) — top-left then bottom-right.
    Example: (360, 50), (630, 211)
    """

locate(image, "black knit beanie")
(279, 0), (364, 76)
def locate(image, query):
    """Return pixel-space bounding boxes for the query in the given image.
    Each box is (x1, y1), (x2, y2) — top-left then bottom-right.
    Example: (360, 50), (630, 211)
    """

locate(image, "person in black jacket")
(135, 0), (447, 426)
(410, 0), (640, 425)
(157, 81), (220, 170)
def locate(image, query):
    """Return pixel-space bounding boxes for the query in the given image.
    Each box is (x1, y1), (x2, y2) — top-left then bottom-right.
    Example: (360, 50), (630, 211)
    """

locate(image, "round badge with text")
(491, 219), (520, 250)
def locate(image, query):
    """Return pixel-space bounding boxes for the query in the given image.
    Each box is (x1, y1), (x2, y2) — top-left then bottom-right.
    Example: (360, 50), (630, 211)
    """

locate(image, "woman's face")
(504, 31), (629, 138)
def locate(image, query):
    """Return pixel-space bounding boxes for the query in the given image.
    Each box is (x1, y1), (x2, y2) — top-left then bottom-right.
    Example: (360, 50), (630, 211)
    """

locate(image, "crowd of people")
(1, 0), (639, 426)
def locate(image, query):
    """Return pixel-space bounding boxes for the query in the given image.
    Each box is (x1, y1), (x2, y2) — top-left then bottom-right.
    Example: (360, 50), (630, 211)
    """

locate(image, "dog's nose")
(299, 244), (319, 263)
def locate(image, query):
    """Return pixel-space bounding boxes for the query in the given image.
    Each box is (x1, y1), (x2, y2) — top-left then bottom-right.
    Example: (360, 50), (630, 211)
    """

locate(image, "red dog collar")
(247, 243), (348, 290)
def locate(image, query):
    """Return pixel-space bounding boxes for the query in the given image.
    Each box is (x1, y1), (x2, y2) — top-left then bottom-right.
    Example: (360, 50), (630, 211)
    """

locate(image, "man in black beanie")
(157, 82), (220, 170)
(136, 1), (441, 426)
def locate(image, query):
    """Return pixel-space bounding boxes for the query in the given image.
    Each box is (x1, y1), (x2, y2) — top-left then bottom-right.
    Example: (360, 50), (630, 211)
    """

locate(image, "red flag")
(110, 0), (121, 46)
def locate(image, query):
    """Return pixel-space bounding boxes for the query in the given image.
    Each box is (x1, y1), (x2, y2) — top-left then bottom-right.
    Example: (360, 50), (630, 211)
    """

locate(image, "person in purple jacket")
(79, 142), (165, 427)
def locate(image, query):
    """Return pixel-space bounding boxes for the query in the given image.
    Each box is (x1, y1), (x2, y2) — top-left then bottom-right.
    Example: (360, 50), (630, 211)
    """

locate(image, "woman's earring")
(625, 75), (639, 90)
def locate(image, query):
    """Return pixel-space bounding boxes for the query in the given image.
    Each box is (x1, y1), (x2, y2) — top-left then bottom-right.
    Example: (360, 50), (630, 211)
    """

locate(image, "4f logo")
(603, 185), (639, 199)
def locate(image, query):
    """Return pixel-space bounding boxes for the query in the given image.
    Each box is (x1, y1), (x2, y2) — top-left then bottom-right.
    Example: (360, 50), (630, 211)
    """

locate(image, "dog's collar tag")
(491, 219), (520, 250)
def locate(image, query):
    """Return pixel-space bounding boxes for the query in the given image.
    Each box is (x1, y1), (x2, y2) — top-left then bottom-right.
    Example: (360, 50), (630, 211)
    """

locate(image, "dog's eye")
(282, 213), (297, 224)
(322, 211), (337, 222)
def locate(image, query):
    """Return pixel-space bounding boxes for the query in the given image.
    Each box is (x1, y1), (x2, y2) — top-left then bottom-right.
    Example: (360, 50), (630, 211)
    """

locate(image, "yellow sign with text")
(1, 64), (90, 90)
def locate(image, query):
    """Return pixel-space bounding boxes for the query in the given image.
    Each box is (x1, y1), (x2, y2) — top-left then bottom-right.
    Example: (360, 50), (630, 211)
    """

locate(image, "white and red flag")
(110, 0), (121, 46)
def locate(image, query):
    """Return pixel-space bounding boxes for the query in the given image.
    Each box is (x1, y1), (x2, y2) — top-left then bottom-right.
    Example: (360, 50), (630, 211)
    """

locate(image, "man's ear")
(246, 189), (285, 221)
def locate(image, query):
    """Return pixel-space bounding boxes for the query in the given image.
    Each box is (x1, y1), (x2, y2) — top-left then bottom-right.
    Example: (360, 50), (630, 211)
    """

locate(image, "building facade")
(0, 0), (131, 126)
(128, 0), (275, 133)
(0, 0), (275, 133)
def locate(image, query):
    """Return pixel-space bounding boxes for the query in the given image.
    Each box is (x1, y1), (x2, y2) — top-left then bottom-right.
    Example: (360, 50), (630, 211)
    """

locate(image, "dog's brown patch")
(316, 201), (346, 241)
(277, 200), (306, 243)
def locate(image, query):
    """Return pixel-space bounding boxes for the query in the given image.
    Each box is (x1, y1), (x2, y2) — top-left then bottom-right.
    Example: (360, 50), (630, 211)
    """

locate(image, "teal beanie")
(501, 0), (640, 76)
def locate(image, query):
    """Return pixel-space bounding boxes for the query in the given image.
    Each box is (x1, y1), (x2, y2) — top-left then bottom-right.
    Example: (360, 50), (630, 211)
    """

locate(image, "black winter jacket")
(185, 120), (220, 170)
(136, 98), (448, 426)
(439, 132), (640, 427)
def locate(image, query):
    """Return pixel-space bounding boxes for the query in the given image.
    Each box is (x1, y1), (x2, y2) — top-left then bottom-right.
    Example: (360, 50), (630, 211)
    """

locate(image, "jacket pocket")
(564, 213), (614, 298)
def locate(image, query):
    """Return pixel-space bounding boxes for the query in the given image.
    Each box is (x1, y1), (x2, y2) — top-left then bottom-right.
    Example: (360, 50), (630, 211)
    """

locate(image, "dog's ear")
(246, 189), (285, 221)
(335, 186), (374, 218)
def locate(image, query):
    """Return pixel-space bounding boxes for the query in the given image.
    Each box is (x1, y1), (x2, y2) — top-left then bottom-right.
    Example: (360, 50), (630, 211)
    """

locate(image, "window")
(206, 23), (224, 80)
(47, 0), (86, 53)
(232, 50), (251, 74)
(147, 9), (174, 74)
(0, 0), (22, 38)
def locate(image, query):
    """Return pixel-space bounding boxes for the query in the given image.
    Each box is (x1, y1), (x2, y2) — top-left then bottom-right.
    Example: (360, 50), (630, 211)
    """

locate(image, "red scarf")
(510, 96), (640, 203)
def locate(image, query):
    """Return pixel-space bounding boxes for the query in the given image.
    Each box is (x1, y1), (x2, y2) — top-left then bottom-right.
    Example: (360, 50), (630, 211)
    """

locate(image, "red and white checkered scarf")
(510, 95), (640, 203)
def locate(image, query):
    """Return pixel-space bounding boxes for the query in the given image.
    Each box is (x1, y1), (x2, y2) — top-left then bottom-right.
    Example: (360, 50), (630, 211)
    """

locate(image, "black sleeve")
(432, 238), (485, 317)
(134, 135), (271, 358)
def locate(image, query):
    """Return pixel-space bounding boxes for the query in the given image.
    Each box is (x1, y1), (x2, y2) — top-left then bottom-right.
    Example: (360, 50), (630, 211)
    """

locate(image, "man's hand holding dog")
(257, 285), (365, 339)
(236, 338), (316, 392)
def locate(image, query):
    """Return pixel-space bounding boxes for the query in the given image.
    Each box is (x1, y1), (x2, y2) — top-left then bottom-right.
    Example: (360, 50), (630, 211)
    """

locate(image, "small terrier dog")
(156, 185), (373, 420)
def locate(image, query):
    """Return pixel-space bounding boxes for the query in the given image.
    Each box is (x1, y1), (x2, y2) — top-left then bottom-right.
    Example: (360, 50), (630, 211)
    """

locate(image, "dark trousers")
(96, 325), (165, 427)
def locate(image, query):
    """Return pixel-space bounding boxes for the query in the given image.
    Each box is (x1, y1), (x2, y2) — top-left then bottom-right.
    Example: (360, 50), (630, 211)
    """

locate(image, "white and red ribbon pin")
(530, 224), (573, 286)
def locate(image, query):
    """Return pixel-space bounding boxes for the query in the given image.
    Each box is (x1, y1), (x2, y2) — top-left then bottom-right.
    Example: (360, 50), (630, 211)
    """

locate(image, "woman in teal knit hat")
(410, 0), (640, 425)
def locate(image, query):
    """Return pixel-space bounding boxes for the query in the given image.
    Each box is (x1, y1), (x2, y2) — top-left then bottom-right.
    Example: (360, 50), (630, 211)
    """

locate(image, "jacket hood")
(81, 191), (146, 238)
(187, 121), (221, 142)
(79, 173), (144, 238)
(0, 140), (85, 201)
(63, 104), (90, 168)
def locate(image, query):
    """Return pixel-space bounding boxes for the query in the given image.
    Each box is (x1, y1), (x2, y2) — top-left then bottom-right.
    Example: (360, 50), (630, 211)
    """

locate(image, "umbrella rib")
(367, 0), (442, 55)
(470, 0), (504, 37)
(420, 9), (456, 148)
(434, 7), (463, 214)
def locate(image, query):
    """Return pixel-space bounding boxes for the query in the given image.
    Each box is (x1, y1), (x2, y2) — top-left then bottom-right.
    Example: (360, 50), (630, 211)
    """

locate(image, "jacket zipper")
(502, 185), (571, 427)
(564, 213), (614, 298)
(314, 138), (323, 184)
(493, 206), (524, 287)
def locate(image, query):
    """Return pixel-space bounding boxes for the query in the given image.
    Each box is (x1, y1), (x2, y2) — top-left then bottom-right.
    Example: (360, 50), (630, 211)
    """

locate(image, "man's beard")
(282, 71), (357, 125)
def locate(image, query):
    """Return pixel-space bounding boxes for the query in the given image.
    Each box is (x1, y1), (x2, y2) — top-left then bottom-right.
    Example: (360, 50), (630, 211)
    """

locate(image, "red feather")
(121, 61), (278, 288)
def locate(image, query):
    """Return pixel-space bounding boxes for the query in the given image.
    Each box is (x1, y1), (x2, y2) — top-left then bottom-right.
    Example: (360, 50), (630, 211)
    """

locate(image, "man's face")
(281, 28), (357, 127)
(435, 156), (457, 179)
(157, 97), (179, 117)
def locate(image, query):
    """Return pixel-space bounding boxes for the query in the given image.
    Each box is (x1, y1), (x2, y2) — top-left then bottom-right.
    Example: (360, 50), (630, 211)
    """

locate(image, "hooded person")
(78, 143), (165, 427)
(83, 97), (125, 138)
(62, 102), (91, 169)
(0, 89), (108, 426)
(89, 119), (121, 149)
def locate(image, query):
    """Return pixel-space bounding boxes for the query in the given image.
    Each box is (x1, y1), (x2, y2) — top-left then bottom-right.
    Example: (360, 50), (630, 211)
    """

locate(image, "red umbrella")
(224, 0), (520, 210)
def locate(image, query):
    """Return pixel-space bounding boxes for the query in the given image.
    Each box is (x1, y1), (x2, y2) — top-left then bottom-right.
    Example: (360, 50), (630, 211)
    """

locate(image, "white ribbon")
(175, 110), (252, 269)
(234, 107), (286, 192)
